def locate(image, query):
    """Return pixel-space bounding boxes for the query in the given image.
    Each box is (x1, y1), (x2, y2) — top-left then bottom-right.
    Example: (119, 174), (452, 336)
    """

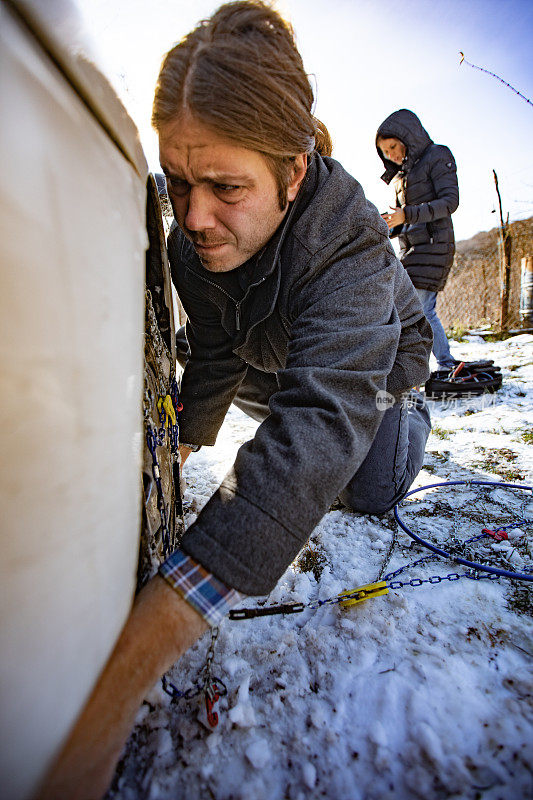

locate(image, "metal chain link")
(384, 553), (442, 581)
(145, 423), (172, 557)
(307, 588), (378, 610)
(388, 570), (500, 590)
(143, 374), (154, 423)
(400, 482), (533, 575)
(161, 625), (227, 708)
(162, 483), (532, 717)
(202, 626), (220, 689)
(144, 292), (201, 708)
(145, 289), (172, 386)
(143, 289), (185, 558)
(375, 520), (398, 581)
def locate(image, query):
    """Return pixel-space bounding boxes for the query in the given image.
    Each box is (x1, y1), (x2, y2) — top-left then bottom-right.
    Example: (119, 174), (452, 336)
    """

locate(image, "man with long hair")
(40, 3), (432, 797)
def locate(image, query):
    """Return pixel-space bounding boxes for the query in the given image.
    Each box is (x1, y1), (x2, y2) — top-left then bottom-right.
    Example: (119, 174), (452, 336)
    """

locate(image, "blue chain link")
(491, 517), (533, 533)
(385, 554), (441, 581)
(146, 423), (171, 557)
(145, 378), (185, 560)
(162, 673), (228, 704)
(383, 527), (503, 581)
(388, 570), (500, 591)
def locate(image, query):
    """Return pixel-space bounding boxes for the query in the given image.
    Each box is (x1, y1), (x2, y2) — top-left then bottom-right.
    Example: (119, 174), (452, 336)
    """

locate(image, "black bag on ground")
(424, 361), (503, 398)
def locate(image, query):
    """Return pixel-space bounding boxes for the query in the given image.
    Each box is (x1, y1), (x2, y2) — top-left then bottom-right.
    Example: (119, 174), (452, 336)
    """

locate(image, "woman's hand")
(381, 206), (405, 229)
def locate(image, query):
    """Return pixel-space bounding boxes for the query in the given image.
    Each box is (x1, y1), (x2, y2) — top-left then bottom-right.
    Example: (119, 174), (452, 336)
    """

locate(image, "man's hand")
(381, 206), (405, 229)
(37, 576), (208, 800)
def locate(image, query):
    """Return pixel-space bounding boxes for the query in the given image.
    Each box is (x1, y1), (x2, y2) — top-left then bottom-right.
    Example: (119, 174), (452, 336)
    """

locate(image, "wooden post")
(493, 170), (512, 331)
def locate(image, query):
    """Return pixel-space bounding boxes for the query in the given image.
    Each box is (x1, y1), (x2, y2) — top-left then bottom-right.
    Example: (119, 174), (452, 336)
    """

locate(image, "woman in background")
(377, 109), (460, 370)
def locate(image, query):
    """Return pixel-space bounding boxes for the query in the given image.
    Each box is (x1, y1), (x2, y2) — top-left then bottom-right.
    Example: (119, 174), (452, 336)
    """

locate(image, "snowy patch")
(109, 335), (533, 800)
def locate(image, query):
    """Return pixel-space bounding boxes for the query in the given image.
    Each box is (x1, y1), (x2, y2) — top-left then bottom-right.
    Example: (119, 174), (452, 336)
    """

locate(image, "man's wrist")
(180, 442), (201, 452)
(159, 550), (242, 626)
(133, 576), (209, 674)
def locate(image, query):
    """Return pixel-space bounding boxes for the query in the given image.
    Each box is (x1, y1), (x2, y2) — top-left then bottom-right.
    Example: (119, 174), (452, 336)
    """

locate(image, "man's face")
(378, 137), (406, 165)
(159, 115), (302, 272)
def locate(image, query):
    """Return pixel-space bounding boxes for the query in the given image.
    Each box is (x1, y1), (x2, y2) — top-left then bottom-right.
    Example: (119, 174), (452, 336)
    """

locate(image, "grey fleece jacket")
(169, 154), (432, 595)
(376, 109), (459, 292)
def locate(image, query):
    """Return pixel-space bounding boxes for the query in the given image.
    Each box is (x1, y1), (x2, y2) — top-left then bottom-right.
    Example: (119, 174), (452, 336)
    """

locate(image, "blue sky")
(76, 0), (533, 241)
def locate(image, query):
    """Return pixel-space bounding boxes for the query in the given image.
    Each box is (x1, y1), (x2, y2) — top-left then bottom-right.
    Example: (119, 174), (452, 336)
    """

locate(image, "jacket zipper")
(186, 269), (244, 331)
(189, 268), (269, 333)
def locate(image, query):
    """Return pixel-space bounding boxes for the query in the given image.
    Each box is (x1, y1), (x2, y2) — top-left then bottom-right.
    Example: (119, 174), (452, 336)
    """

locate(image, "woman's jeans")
(416, 288), (454, 369)
(177, 327), (431, 516)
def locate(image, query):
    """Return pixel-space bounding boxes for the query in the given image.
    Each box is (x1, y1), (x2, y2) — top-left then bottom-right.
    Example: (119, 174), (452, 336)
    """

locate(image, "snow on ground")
(109, 335), (533, 800)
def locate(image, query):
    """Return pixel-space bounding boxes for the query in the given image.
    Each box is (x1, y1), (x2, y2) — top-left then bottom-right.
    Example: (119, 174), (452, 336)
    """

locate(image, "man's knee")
(338, 487), (399, 516)
(338, 397), (430, 516)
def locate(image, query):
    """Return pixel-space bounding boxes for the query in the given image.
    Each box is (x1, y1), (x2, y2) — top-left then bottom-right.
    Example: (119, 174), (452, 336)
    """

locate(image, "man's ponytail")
(313, 118), (333, 157)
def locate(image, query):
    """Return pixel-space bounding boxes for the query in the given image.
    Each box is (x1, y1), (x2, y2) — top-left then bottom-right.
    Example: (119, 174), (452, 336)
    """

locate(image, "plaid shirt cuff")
(159, 549), (242, 627)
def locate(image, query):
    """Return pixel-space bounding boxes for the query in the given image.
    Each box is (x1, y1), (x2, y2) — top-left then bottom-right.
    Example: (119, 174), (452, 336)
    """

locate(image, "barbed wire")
(459, 52), (533, 108)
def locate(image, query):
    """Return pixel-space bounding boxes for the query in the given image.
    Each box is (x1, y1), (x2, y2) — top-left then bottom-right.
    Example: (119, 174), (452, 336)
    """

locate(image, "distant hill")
(456, 216), (533, 258)
(438, 216), (533, 330)
(455, 229), (493, 256)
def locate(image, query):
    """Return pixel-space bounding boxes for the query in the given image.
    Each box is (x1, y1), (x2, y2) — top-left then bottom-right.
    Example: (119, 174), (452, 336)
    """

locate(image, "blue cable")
(394, 480), (533, 582)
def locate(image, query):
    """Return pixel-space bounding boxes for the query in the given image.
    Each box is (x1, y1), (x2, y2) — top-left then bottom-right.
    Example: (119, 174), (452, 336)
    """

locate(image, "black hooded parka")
(376, 109), (459, 292)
